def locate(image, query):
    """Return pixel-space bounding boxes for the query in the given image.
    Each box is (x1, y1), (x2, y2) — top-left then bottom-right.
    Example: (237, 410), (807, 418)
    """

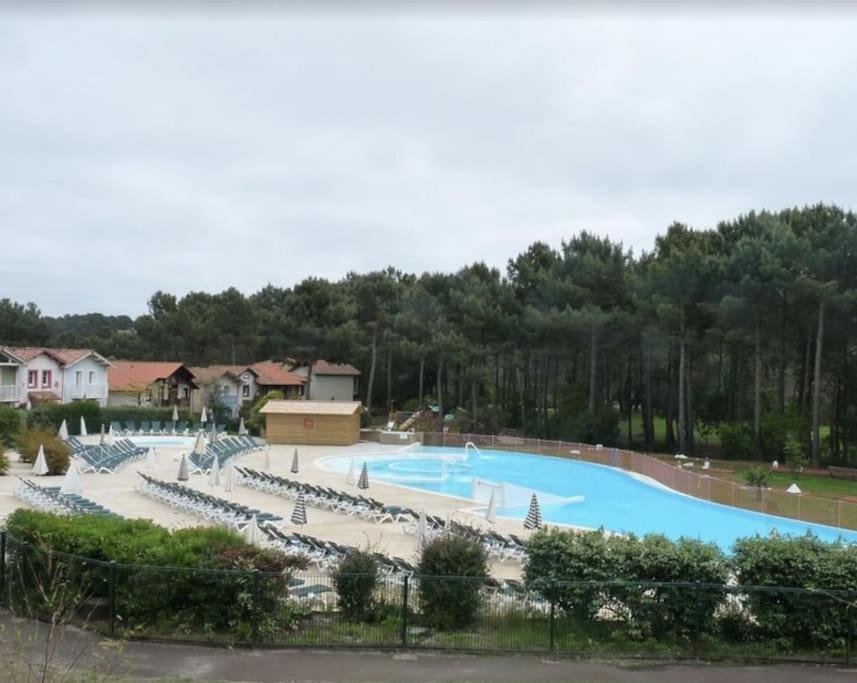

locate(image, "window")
(41, 370), (52, 388)
(242, 385), (250, 398)
(88, 371), (95, 384)
(27, 370), (37, 388)
(75, 371), (83, 386)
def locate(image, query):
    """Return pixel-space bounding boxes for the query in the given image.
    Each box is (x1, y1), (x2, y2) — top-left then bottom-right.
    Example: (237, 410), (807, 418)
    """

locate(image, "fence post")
(548, 598), (556, 652)
(693, 581), (702, 656)
(400, 575), (410, 648)
(0, 531), (6, 607)
(107, 561), (117, 637)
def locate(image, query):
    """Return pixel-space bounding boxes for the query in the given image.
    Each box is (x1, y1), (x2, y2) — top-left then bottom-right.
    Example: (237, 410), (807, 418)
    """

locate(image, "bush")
(247, 390), (284, 432)
(0, 406), (23, 448)
(0, 451), (9, 475)
(332, 551), (378, 621)
(718, 421), (755, 459)
(784, 433), (808, 474)
(732, 535), (857, 650)
(418, 535), (488, 630)
(4, 510), (308, 642)
(15, 429), (69, 474)
(26, 401), (102, 435)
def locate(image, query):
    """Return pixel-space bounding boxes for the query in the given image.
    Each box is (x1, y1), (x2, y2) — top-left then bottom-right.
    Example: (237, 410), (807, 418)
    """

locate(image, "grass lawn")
(720, 466), (857, 500)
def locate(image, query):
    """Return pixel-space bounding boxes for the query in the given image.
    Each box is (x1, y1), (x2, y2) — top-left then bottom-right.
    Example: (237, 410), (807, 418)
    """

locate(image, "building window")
(242, 385), (250, 397)
(41, 370), (52, 388)
(88, 370), (95, 384)
(27, 370), (37, 388)
(75, 371), (83, 386)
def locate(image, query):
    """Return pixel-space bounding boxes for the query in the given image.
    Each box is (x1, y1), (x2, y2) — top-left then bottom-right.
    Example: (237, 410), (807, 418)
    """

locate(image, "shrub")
(784, 433), (808, 474)
(717, 421), (755, 460)
(417, 535), (488, 630)
(743, 465), (769, 500)
(15, 429), (69, 474)
(247, 390), (284, 432)
(26, 401), (102, 435)
(332, 551), (378, 621)
(0, 451), (9, 475)
(760, 411), (810, 461)
(0, 406), (23, 448)
(732, 534), (857, 650)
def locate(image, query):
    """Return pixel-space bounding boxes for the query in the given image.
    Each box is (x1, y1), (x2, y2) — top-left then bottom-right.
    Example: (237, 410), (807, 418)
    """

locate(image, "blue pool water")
(324, 447), (857, 551)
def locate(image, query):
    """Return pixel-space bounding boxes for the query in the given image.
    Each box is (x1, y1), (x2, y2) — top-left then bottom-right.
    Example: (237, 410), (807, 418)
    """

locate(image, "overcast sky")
(2, 8), (856, 316)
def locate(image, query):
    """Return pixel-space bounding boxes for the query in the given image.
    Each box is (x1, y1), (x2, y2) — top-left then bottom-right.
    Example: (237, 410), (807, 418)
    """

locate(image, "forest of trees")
(3, 203), (857, 465)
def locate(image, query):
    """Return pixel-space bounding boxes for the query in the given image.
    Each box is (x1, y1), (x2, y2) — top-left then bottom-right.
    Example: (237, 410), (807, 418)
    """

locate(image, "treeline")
(4, 203), (857, 465)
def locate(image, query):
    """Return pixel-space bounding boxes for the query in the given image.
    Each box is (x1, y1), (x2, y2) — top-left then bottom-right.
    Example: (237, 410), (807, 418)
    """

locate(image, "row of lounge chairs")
(235, 467), (416, 524)
(15, 478), (119, 517)
(404, 516), (528, 562)
(187, 436), (265, 474)
(136, 474), (283, 529)
(109, 421), (225, 436)
(66, 437), (147, 474)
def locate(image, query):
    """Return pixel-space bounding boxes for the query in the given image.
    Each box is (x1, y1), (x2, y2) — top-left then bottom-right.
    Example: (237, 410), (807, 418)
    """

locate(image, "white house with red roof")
(189, 361), (306, 417)
(288, 360), (361, 402)
(107, 361), (197, 408)
(0, 346), (111, 406)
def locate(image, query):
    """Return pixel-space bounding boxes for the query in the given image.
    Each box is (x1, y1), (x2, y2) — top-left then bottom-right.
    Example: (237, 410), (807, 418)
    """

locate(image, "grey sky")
(2, 9), (856, 316)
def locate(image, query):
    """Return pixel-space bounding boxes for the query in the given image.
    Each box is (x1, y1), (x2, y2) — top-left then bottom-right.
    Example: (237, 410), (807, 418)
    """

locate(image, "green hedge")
(4, 510), (307, 642)
(0, 405), (23, 448)
(26, 405), (198, 435)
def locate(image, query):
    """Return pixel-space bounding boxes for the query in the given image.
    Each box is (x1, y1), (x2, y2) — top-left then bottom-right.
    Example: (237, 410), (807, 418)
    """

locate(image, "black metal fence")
(1, 533), (855, 664)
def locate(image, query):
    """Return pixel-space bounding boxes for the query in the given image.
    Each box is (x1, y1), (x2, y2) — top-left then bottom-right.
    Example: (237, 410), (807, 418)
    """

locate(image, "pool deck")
(0, 439), (535, 579)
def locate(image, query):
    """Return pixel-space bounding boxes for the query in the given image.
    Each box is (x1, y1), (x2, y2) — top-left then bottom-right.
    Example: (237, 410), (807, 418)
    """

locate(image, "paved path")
(2, 611), (855, 682)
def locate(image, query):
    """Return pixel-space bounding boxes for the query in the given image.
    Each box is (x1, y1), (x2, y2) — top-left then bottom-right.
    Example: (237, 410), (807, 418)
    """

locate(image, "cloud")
(1, 10), (856, 315)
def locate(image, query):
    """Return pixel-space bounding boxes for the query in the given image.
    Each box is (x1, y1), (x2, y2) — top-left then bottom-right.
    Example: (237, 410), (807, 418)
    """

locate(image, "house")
(0, 346), (111, 406)
(261, 400), (362, 446)
(288, 360), (361, 401)
(108, 361), (197, 408)
(189, 362), (305, 417)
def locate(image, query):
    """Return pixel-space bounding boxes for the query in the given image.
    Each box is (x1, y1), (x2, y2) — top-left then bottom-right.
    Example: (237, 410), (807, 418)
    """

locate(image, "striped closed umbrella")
(290, 448), (299, 474)
(357, 462), (370, 490)
(290, 492), (307, 525)
(177, 453), (190, 481)
(523, 494), (542, 530)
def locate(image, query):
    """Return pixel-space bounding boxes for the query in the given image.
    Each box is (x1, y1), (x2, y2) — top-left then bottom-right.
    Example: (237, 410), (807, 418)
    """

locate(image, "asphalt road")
(2, 611), (855, 682)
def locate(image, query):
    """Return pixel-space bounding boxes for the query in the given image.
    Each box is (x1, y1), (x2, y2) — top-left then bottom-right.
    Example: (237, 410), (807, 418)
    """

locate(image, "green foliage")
(5, 510), (308, 642)
(784, 432), (808, 474)
(332, 551), (378, 622)
(418, 535), (488, 630)
(718, 422), (755, 460)
(760, 411), (810, 461)
(732, 535), (857, 650)
(15, 429), (69, 474)
(247, 390), (284, 432)
(551, 408), (620, 446)
(0, 406), (23, 448)
(743, 465), (770, 488)
(0, 451), (9, 475)
(26, 405), (196, 434)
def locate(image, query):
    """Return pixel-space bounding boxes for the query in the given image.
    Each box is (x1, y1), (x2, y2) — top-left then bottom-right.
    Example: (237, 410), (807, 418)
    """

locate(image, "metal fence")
(416, 432), (857, 531)
(1, 535), (855, 663)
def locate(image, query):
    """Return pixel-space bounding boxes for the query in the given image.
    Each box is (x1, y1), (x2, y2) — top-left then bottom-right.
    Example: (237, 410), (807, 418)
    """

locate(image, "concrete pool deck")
(0, 439), (534, 579)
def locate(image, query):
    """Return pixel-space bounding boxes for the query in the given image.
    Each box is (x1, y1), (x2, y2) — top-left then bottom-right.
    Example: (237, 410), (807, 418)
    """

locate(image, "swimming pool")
(323, 446), (857, 550)
(129, 436), (197, 449)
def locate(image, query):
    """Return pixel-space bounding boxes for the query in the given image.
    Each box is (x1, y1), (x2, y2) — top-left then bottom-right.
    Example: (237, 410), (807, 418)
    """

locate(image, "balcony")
(69, 383), (107, 400)
(0, 385), (21, 403)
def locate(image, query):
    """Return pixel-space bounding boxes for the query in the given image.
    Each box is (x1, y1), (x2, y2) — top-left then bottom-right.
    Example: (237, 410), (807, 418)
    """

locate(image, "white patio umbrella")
(523, 494), (543, 530)
(485, 489), (497, 524)
(177, 453), (190, 481)
(346, 458), (357, 486)
(357, 462), (370, 490)
(208, 456), (221, 487)
(193, 431), (206, 455)
(171, 404), (179, 422)
(209, 421), (217, 443)
(416, 509), (428, 549)
(106, 424), (115, 446)
(79, 416), (88, 437)
(290, 448), (299, 474)
(200, 406), (208, 424)
(32, 445), (49, 476)
(264, 444), (271, 470)
(60, 462), (83, 495)
(145, 447), (156, 471)
(238, 417), (247, 436)
(58, 419), (69, 441)
(224, 462), (236, 492)
(243, 515), (262, 545)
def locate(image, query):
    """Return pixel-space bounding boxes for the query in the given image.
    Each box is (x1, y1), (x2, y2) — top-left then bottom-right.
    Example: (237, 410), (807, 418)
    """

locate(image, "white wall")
(23, 354), (63, 398)
(108, 391), (143, 407)
(306, 374), (356, 402)
(63, 356), (109, 406)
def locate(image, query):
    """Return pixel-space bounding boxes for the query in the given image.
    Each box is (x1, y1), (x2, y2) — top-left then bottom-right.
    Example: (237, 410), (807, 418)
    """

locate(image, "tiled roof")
(0, 346), (107, 367)
(251, 361), (305, 386)
(288, 359), (361, 376)
(189, 365), (251, 385)
(260, 400), (362, 416)
(109, 361), (194, 392)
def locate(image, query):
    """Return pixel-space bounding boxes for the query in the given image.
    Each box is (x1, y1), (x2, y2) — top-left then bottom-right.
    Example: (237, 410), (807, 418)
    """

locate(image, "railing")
(68, 383), (106, 400)
(1, 535), (854, 662)
(0, 385), (21, 402)
(418, 432), (857, 532)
